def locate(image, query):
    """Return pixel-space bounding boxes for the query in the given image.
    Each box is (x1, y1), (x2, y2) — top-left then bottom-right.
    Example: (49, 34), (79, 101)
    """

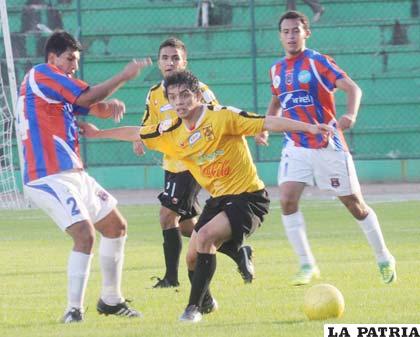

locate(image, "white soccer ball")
(303, 283), (345, 320)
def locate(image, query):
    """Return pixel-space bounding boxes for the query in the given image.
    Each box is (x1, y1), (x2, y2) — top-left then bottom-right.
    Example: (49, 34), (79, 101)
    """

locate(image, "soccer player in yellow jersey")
(134, 37), (254, 288)
(80, 70), (332, 322)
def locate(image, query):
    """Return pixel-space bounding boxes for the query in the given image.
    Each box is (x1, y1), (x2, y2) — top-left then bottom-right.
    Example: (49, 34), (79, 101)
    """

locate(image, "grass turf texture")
(0, 200), (418, 337)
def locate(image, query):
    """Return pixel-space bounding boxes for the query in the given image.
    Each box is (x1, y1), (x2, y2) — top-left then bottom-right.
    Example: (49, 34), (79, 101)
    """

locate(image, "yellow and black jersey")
(141, 81), (218, 173)
(140, 105), (266, 197)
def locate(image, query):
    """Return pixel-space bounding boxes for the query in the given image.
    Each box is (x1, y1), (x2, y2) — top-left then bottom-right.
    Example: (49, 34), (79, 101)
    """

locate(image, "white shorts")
(277, 142), (361, 196)
(24, 170), (117, 231)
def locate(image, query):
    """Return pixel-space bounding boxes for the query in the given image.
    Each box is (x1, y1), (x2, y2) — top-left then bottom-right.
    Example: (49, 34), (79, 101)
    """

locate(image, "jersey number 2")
(66, 197), (81, 216)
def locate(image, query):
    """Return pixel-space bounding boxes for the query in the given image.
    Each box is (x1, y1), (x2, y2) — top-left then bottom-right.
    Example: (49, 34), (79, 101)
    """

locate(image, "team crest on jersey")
(285, 71), (293, 85)
(97, 190), (109, 201)
(272, 75), (281, 88)
(188, 131), (201, 146)
(202, 124), (214, 141)
(330, 178), (340, 188)
(298, 70), (311, 83)
(159, 119), (173, 133)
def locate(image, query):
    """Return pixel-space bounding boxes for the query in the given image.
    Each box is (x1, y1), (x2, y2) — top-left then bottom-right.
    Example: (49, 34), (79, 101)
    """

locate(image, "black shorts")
(195, 189), (270, 246)
(158, 170), (201, 221)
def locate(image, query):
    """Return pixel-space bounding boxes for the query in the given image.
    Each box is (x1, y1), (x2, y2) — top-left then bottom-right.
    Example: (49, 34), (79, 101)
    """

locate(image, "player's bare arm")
(79, 122), (141, 142)
(336, 77), (362, 130)
(255, 95), (282, 146)
(90, 99), (126, 122)
(76, 58), (152, 107)
(263, 116), (332, 135)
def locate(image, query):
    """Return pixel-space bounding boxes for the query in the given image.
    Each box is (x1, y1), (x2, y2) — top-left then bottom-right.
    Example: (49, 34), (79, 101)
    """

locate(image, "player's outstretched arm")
(263, 116), (333, 135)
(76, 58), (152, 108)
(255, 96), (281, 146)
(90, 99), (126, 122)
(79, 122), (141, 142)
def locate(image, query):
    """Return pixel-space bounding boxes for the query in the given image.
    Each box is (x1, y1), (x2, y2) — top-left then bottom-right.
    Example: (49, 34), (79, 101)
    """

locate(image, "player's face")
(158, 47), (187, 78)
(279, 18), (310, 57)
(166, 84), (201, 120)
(49, 49), (80, 77)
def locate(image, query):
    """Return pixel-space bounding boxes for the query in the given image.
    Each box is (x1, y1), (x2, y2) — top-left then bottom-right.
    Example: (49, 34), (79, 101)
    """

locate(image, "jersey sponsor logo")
(202, 124), (215, 141)
(160, 104), (173, 112)
(285, 71), (293, 85)
(280, 90), (314, 111)
(196, 149), (224, 165)
(200, 160), (231, 178)
(272, 75), (281, 88)
(188, 131), (201, 146)
(298, 70), (311, 83)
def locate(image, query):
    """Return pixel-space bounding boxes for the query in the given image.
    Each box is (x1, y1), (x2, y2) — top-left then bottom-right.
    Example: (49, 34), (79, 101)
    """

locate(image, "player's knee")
(71, 225), (95, 253)
(104, 216), (127, 238)
(159, 207), (178, 229)
(340, 196), (368, 220)
(280, 198), (299, 214)
(351, 205), (369, 220)
(80, 234), (95, 252)
(195, 227), (215, 252)
(179, 219), (195, 237)
(186, 250), (196, 270)
(113, 216), (127, 236)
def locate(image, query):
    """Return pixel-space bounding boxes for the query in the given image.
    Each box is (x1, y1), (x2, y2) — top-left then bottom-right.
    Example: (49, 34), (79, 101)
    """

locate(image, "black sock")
(188, 253), (216, 307)
(162, 228), (182, 283)
(188, 269), (213, 305)
(217, 240), (239, 262)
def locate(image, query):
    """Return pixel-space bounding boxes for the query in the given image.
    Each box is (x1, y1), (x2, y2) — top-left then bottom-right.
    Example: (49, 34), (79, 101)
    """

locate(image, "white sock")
(357, 208), (393, 263)
(99, 235), (126, 305)
(67, 251), (93, 310)
(282, 211), (316, 266)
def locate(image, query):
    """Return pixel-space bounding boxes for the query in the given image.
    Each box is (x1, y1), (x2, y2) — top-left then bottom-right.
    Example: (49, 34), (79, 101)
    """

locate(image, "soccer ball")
(303, 283), (345, 320)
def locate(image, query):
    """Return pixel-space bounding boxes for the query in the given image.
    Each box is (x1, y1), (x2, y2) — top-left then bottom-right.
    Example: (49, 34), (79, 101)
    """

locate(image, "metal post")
(0, 0), (26, 206)
(249, 0), (261, 160)
(76, 0), (88, 167)
(201, 1), (210, 28)
(0, 0), (17, 108)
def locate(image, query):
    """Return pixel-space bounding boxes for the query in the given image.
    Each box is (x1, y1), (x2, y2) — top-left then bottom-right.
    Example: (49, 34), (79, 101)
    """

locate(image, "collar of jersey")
(285, 49), (306, 63)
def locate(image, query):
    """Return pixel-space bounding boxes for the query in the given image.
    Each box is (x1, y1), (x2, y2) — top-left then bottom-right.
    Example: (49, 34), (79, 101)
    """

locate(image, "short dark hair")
(44, 30), (82, 62)
(278, 10), (310, 32)
(164, 70), (200, 98)
(158, 37), (187, 59)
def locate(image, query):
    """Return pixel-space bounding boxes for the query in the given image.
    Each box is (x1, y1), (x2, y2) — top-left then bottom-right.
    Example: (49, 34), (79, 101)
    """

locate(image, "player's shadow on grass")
(201, 319), (306, 329)
(0, 269), (65, 277)
(0, 264), (158, 277)
(3, 320), (60, 329)
(273, 319), (307, 325)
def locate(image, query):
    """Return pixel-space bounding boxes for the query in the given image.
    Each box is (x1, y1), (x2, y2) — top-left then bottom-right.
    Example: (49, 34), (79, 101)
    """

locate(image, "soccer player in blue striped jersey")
(256, 11), (396, 285)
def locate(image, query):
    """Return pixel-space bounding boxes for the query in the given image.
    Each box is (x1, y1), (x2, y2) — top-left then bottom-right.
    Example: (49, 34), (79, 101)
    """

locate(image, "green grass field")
(0, 200), (419, 337)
